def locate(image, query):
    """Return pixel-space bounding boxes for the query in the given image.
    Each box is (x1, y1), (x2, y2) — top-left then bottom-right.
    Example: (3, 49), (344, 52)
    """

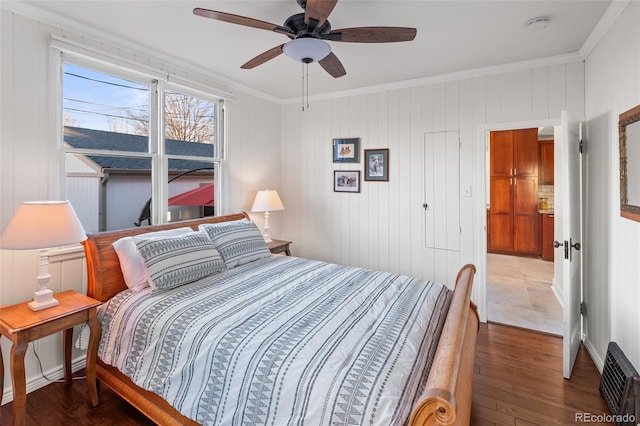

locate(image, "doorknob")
(554, 240), (569, 259)
(554, 240), (581, 260)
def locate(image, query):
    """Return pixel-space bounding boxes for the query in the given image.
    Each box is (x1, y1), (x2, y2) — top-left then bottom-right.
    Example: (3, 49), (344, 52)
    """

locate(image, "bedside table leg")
(86, 309), (101, 406)
(63, 327), (73, 384)
(10, 338), (28, 426)
(0, 341), (3, 406)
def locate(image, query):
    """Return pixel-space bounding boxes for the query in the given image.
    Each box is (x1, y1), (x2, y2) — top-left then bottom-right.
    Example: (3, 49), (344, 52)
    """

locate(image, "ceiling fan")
(193, 0), (417, 78)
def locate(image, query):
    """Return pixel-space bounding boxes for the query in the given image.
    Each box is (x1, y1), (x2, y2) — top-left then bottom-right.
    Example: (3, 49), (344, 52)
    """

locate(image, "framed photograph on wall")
(364, 149), (389, 181)
(334, 170), (361, 193)
(333, 138), (360, 163)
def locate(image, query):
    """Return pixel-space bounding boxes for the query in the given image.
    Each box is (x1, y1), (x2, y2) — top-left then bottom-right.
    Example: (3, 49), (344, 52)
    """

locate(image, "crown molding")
(282, 51), (584, 105)
(1, 1), (282, 104)
(3, 0), (628, 106)
(579, 0), (631, 59)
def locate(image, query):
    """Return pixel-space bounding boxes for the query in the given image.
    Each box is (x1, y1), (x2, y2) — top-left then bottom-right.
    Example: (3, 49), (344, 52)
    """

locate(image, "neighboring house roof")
(64, 126), (214, 171)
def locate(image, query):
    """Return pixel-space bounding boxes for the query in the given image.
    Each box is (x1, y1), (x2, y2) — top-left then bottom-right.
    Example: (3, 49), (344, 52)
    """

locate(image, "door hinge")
(580, 302), (586, 315)
(579, 139), (585, 154)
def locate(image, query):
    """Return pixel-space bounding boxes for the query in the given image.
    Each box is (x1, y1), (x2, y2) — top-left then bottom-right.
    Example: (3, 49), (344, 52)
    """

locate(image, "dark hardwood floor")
(1, 322), (610, 425)
(472, 322), (612, 425)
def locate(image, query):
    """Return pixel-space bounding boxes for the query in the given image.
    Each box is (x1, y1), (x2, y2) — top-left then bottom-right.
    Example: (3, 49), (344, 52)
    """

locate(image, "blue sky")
(63, 63), (149, 133)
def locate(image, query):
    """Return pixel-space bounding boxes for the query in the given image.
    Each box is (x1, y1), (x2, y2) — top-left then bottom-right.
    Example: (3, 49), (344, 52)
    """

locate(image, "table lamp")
(1, 201), (87, 311)
(251, 190), (284, 243)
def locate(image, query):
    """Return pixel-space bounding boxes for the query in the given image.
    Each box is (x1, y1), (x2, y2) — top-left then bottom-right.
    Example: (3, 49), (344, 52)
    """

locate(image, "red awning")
(168, 184), (214, 206)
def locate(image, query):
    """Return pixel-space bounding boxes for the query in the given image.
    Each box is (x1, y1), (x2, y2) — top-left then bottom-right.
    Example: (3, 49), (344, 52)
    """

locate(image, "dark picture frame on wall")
(364, 149), (389, 181)
(334, 170), (361, 193)
(333, 138), (360, 163)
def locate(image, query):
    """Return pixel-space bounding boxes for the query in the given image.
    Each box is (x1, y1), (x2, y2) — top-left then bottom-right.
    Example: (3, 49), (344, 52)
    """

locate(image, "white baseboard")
(1, 356), (86, 405)
(551, 277), (564, 308)
(583, 337), (605, 373)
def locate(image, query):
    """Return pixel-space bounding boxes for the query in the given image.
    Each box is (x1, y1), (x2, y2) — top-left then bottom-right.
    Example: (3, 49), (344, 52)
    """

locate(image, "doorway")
(485, 126), (563, 335)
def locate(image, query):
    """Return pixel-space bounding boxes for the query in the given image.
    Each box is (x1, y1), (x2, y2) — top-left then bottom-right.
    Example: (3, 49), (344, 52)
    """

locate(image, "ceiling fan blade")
(319, 52), (346, 78)
(304, 0), (338, 28)
(193, 8), (293, 36)
(323, 27), (417, 43)
(241, 44), (285, 69)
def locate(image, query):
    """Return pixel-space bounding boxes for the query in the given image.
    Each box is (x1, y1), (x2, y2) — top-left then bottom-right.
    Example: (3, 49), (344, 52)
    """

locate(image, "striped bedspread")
(98, 255), (451, 425)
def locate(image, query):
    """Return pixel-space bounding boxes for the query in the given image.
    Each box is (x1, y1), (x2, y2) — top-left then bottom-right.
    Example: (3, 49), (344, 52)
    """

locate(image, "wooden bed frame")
(82, 212), (479, 426)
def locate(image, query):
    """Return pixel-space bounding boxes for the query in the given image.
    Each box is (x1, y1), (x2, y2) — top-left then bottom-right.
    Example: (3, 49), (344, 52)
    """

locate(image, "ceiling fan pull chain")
(305, 61), (310, 110)
(301, 62), (305, 112)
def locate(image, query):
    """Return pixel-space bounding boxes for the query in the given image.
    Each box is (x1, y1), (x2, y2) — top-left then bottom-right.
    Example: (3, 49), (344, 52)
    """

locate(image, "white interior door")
(424, 131), (460, 285)
(556, 111), (583, 379)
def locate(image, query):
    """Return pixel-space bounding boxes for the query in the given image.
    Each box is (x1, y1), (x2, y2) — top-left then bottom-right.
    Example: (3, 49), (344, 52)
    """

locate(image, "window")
(62, 60), (223, 233)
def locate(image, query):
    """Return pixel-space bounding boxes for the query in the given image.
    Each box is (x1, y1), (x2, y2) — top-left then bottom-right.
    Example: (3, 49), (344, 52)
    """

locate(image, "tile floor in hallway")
(487, 253), (563, 335)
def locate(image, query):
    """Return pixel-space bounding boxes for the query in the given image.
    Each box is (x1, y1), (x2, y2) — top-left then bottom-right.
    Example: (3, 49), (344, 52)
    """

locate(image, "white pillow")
(113, 227), (192, 291)
(135, 231), (225, 292)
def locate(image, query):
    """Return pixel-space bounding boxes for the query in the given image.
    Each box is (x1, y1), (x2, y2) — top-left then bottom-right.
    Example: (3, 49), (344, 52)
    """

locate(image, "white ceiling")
(12, 1), (615, 100)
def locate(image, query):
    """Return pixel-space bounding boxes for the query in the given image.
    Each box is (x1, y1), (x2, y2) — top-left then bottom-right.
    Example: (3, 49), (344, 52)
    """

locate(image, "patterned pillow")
(199, 221), (270, 269)
(113, 227), (193, 291)
(134, 231), (225, 291)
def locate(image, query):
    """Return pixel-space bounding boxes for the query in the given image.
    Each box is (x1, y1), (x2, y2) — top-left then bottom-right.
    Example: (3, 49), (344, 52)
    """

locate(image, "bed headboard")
(82, 212), (251, 302)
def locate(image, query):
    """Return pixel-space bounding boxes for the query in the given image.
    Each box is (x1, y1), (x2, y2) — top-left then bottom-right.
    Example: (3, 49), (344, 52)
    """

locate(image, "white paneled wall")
(3, 0), (638, 407)
(280, 61), (585, 309)
(1, 9), (282, 402)
(584, 1), (640, 371)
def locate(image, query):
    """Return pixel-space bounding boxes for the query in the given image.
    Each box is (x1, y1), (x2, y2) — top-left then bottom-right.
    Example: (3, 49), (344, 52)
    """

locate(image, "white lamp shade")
(1, 201), (87, 250)
(283, 38), (331, 63)
(251, 190), (285, 212)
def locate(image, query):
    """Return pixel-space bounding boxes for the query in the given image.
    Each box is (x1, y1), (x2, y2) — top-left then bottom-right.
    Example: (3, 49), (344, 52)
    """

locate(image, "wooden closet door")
(514, 128), (539, 177)
(513, 175), (539, 254)
(488, 176), (513, 252)
(513, 128), (540, 254)
(488, 128), (540, 255)
(490, 130), (514, 176)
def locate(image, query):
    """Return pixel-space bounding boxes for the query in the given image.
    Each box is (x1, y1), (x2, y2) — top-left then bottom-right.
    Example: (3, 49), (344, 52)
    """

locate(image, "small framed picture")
(364, 149), (389, 181)
(333, 138), (360, 163)
(334, 170), (361, 193)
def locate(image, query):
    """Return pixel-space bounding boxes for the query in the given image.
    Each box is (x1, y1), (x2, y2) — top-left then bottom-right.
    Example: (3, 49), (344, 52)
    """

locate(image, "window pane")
(62, 61), (223, 231)
(66, 153), (152, 232)
(168, 160), (216, 222)
(63, 63), (150, 151)
(164, 90), (217, 157)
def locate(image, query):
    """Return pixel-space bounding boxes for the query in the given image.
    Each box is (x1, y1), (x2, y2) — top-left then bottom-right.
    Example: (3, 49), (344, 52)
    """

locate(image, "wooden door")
(513, 128), (539, 177)
(490, 130), (513, 176)
(513, 129), (539, 254)
(488, 176), (513, 252)
(541, 214), (554, 261)
(513, 175), (539, 254)
(488, 128), (540, 255)
(488, 131), (514, 252)
(539, 141), (554, 185)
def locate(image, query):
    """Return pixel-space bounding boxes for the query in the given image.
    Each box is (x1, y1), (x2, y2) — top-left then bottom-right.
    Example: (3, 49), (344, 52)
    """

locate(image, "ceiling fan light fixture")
(283, 38), (331, 63)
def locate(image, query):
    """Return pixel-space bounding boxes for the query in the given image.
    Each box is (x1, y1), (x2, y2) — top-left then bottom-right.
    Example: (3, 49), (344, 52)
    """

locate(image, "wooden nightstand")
(267, 239), (292, 256)
(0, 290), (101, 426)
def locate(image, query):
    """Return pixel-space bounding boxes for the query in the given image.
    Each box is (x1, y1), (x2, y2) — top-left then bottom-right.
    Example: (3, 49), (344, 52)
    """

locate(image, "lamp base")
(28, 288), (59, 311)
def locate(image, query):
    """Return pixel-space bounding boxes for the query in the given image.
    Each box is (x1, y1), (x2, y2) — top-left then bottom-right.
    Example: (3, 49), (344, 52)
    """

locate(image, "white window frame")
(52, 42), (227, 228)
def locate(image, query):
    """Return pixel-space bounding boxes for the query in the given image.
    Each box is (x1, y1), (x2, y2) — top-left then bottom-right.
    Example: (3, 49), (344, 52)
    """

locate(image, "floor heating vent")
(599, 342), (639, 425)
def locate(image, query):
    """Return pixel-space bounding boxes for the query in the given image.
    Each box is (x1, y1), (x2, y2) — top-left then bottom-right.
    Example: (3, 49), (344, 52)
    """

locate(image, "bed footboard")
(409, 264), (478, 426)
